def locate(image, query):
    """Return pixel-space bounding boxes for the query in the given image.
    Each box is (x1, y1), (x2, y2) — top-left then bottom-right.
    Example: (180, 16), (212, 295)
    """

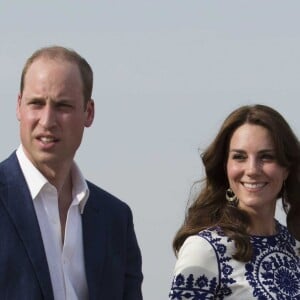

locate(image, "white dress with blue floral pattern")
(169, 221), (300, 299)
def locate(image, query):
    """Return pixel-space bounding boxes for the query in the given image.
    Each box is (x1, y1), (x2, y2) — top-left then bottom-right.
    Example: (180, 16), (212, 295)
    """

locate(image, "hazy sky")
(1, 1), (300, 298)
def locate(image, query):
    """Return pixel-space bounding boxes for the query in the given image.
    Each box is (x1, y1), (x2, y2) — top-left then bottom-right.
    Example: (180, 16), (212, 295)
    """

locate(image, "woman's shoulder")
(176, 233), (217, 269)
(175, 228), (232, 270)
(170, 234), (221, 299)
(197, 226), (233, 245)
(198, 226), (225, 237)
(172, 234), (220, 286)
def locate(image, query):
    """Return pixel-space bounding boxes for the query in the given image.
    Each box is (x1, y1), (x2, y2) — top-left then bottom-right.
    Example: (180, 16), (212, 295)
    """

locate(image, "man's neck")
(58, 173), (73, 243)
(37, 160), (73, 193)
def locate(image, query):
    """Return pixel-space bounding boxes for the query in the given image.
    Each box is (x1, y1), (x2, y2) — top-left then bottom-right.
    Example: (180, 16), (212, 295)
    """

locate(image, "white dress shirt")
(16, 145), (89, 300)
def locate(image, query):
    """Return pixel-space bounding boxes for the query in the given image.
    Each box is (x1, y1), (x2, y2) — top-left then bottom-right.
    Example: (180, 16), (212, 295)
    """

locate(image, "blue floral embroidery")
(169, 229), (235, 299)
(169, 273), (217, 299)
(245, 225), (300, 299)
(169, 223), (300, 299)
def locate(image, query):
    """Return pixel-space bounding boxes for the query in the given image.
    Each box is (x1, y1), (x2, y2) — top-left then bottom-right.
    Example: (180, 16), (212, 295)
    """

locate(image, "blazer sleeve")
(123, 207), (143, 300)
(169, 235), (219, 299)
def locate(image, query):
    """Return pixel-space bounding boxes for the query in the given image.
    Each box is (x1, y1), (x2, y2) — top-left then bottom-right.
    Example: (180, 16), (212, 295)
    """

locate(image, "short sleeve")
(169, 235), (219, 299)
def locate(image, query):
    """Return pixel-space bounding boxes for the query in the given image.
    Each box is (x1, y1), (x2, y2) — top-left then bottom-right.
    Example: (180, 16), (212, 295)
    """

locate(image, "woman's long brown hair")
(173, 104), (300, 262)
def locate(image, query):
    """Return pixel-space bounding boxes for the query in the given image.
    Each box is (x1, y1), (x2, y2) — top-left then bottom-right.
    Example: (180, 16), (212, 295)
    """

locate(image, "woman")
(169, 104), (300, 299)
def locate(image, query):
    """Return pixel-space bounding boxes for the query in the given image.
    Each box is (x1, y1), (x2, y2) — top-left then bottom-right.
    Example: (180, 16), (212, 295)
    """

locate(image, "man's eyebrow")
(26, 96), (45, 102)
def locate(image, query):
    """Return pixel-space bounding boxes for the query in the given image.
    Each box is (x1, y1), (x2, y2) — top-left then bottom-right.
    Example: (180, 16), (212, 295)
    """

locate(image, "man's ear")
(84, 99), (95, 127)
(16, 94), (22, 121)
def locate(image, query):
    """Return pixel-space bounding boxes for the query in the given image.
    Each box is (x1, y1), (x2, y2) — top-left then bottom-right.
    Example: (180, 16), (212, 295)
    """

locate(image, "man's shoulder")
(0, 152), (17, 168)
(86, 180), (131, 213)
(0, 152), (19, 179)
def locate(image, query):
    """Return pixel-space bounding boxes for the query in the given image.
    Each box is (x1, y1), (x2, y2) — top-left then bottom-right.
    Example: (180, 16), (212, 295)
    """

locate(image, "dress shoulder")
(169, 230), (224, 299)
(174, 234), (219, 277)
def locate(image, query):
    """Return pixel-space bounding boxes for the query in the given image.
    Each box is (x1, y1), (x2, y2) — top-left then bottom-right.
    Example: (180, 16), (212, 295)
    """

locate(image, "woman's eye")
(261, 154), (275, 161)
(232, 154), (245, 160)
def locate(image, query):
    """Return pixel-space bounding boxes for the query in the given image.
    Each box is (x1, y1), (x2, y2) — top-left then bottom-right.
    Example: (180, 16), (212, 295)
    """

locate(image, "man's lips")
(36, 136), (59, 144)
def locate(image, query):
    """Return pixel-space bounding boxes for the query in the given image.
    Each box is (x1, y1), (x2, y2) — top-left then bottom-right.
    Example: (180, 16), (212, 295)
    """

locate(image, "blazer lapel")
(82, 195), (107, 298)
(0, 153), (54, 300)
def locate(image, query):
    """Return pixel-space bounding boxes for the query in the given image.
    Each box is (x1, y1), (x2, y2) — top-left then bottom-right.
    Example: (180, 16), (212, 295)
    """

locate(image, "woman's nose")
(245, 158), (261, 175)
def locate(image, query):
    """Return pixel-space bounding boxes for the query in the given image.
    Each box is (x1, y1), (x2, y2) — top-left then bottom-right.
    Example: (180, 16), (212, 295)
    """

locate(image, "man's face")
(17, 58), (94, 172)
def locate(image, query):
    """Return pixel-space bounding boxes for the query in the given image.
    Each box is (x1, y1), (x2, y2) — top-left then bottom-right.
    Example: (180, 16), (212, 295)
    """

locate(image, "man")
(0, 46), (143, 299)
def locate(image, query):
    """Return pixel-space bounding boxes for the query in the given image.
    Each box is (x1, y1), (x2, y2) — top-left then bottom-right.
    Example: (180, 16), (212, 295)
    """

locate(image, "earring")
(226, 188), (238, 205)
(282, 181), (289, 211)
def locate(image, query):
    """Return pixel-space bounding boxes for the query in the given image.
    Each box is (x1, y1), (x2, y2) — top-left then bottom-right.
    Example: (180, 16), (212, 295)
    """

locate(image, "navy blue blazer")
(0, 152), (143, 299)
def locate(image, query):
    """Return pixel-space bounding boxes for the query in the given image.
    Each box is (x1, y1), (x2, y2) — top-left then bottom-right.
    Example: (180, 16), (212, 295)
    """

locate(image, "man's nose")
(39, 105), (56, 129)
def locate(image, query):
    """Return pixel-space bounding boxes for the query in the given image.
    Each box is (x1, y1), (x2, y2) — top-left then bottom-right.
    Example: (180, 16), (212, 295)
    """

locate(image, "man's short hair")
(20, 46), (93, 106)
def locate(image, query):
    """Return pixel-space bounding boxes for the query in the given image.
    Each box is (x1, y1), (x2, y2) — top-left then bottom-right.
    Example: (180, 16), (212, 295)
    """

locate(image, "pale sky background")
(0, 1), (300, 299)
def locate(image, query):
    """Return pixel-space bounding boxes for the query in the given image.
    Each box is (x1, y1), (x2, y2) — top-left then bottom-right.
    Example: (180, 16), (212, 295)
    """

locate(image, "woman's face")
(226, 123), (288, 216)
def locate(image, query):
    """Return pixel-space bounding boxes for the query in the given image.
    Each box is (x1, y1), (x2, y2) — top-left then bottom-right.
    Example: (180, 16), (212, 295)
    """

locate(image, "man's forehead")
(24, 57), (81, 83)
(29, 56), (77, 69)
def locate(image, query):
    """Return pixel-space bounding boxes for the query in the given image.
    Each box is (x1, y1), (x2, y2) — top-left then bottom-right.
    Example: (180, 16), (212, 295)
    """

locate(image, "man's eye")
(29, 101), (43, 107)
(58, 103), (72, 108)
